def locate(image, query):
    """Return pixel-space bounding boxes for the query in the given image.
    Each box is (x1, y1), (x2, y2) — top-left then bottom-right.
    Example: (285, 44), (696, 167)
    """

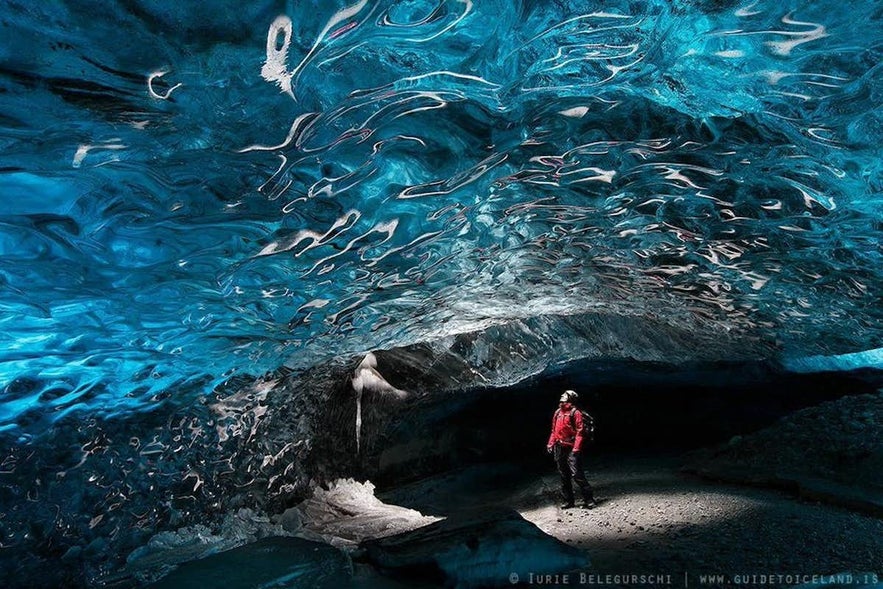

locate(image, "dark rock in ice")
(145, 536), (351, 589)
(684, 392), (883, 517)
(359, 508), (588, 587)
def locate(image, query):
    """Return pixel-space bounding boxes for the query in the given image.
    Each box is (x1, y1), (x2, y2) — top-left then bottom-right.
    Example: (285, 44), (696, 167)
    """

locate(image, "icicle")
(351, 352), (408, 455)
(355, 387), (362, 454)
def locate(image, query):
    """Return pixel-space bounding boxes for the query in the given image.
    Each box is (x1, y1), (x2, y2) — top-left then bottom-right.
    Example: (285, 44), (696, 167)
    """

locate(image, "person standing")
(546, 390), (596, 509)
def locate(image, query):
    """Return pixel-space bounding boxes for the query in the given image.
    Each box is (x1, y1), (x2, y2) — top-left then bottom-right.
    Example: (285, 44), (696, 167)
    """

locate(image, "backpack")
(568, 408), (595, 444)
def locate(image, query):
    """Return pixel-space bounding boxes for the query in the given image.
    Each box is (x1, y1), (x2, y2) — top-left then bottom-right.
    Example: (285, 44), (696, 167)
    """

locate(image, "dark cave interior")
(346, 358), (883, 492)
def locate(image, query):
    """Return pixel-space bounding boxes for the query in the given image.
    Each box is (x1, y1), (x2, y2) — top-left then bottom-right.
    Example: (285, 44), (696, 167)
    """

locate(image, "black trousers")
(554, 444), (594, 504)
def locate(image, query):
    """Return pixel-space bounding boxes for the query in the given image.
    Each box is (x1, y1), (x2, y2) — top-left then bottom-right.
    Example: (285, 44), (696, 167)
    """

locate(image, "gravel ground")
(379, 453), (883, 588)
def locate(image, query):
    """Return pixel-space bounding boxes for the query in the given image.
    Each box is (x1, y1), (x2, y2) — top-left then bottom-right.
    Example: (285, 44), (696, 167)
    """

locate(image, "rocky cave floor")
(370, 452), (883, 587)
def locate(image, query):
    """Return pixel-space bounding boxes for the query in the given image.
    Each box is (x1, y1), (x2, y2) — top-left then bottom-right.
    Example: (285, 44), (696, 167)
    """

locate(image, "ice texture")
(1, 0), (882, 433)
(294, 477), (440, 545)
(785, 347), (883, 373)
(361, 507), (589, 587)
(1, 2), (882, 582)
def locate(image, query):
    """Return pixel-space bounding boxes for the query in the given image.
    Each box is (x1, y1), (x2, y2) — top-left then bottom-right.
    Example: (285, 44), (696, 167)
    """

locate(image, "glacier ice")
(784, 348), (883, 373)
(0, 0), (881, 434)
(361, 507), (589, 588)
(294, 477), (440, 546)
(0, 0), (882, 584)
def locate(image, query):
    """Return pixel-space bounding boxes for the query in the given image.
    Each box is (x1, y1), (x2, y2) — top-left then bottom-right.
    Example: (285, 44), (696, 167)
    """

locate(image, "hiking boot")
(559, 502), (576, 509)
(581, 500), (597, 509)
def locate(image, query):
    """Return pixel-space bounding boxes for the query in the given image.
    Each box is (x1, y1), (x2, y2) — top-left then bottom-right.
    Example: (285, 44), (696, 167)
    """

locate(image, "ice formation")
(0, 0), (881, 584)
(351, 352), (407, 453)
(0, 0), (881, 435)
(295, 477), (440, 545)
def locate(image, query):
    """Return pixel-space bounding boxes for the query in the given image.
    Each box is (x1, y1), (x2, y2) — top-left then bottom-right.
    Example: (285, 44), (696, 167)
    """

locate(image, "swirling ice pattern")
(0, 0), (881, 435)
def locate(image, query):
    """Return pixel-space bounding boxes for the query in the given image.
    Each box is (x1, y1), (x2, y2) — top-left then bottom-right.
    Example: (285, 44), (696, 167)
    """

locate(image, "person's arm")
(572, 410), (584, 453)
(547, 410), (558, 449)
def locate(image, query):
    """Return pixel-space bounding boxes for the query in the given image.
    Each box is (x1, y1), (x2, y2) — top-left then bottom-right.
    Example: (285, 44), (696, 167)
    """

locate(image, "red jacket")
(547, 404), (586, 452)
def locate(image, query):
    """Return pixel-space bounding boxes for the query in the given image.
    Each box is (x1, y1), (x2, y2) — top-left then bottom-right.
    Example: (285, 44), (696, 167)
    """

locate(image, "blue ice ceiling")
(1, 0), (881, 432)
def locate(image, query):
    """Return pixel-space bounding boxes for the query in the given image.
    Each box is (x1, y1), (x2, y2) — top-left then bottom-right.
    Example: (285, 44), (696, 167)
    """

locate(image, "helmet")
(559, 390), (578, 403)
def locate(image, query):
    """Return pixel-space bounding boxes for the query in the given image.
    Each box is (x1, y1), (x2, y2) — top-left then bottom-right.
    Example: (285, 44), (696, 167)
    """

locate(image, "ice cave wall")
(1, 0), (882, 438)
(0, 310), (767, 584)
(1, 0), (882, 585)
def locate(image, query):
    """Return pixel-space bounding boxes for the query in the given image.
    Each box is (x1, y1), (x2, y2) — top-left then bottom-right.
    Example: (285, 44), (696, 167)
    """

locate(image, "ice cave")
(1, 0), (882, 587)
